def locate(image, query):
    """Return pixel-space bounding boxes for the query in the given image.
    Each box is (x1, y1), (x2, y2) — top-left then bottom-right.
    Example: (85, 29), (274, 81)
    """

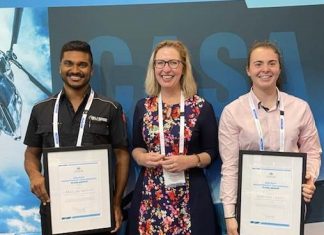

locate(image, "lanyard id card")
(158, 92), (186, 187)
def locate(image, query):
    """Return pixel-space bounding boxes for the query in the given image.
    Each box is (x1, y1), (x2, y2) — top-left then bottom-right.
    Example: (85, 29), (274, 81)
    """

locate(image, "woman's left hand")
(302, 174), (316, 203)
(161, 155), (191, 172)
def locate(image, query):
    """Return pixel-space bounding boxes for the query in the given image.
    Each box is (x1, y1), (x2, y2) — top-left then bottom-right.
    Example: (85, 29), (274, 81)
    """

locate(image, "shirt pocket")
(83, 121), (110, 145)
(36, 124), (54, 147)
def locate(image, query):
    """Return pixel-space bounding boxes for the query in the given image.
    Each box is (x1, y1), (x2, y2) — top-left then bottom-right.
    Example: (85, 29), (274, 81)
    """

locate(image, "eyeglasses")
(154, 59), (183, 69)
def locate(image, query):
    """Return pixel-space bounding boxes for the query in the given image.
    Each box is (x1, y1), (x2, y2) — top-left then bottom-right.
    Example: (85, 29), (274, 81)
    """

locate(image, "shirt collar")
(60, 86), (92, 100)
(250, 88), (281, 111)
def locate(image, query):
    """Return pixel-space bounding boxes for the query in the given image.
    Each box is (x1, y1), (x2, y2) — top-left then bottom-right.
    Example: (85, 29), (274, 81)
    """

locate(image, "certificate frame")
(43, 145), (114, 235)
(237, 150), (306, 235)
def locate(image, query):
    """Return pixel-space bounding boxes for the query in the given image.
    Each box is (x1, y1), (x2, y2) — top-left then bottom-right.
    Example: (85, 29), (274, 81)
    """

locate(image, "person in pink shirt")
(218, 40), (322, 235)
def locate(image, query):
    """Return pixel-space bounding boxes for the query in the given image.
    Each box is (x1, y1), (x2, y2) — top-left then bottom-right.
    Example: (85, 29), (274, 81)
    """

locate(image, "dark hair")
(60, 40), (93, 65)
(247, 40), (283, 88)
(247, 40), (283, 69)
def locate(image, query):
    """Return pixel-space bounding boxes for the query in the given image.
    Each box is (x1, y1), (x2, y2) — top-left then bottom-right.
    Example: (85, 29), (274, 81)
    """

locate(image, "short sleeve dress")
(127, 95), (220, 235)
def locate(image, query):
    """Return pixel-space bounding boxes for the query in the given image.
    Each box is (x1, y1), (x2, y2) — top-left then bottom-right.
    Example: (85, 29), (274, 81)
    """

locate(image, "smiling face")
(247, 47), (281, 93)
(154, 46), (183, 92)
(60, 51), (93, 91)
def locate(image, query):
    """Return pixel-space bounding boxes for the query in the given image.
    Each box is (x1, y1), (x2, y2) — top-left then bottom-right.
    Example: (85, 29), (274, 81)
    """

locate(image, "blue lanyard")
(248, 90), (285, 152)
(53, 89), (94, 147)
(158, 91), (185, 155)
(158, 91), (186, 187)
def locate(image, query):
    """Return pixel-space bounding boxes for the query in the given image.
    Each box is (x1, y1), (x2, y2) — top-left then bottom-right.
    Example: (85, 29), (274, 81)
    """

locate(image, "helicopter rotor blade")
(9, 8), (24, 53)
(7, 8), (51, 97)
(10, 59), (52, 96)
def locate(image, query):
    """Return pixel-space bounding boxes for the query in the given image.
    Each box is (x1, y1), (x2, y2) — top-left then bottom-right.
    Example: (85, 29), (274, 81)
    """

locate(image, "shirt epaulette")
(33, 96), (56, 107)
(93, 97), (118, 109)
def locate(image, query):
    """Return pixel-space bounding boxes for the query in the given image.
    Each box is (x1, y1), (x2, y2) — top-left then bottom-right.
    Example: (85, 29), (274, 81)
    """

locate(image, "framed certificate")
(43, 145), (114, 235)
(237, 150), (306, 235)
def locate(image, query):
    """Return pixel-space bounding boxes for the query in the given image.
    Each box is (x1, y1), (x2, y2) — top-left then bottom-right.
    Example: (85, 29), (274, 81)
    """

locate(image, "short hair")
(247, 40), (283, 69)
(60, 40), (93, 65)
(145, 40), (197, 98)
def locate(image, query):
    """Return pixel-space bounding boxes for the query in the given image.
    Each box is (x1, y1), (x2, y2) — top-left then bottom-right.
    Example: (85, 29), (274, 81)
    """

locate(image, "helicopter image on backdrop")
(0, 8), (51, 140)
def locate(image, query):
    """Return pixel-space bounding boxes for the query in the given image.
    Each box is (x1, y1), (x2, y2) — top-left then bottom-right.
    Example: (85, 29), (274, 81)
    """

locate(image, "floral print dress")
(128, 94), (219, 235)
(136, 95), (205, 235)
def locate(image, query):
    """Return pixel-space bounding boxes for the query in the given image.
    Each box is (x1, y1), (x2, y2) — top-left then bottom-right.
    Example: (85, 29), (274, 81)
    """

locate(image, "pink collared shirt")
(219, 89), (322, 218)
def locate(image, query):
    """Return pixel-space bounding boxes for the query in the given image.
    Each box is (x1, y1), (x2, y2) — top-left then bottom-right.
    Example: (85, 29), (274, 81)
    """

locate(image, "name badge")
(163, 169), (185, 187)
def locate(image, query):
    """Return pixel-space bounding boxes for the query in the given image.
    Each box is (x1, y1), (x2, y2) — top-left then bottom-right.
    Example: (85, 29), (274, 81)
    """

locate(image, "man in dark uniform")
(24, 40), (130, 234)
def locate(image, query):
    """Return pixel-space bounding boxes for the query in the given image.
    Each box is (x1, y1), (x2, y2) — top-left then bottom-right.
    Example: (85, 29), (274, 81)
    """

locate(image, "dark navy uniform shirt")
(24, 88), (128, 149)
(24, 88), (127, 235)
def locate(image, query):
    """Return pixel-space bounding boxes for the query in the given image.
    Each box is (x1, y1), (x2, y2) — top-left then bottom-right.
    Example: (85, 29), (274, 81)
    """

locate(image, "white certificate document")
(58, 161), (101, 220)
(45, 146), (112, 234)
(238, 151), (305, 235)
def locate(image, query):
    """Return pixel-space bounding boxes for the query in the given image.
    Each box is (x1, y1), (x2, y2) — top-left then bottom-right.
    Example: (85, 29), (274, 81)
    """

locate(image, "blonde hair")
(145, 40), (197, 98)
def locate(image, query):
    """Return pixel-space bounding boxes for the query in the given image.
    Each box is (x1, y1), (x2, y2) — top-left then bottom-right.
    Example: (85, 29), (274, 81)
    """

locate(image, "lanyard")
(53, 89), (95, 147)
(248, 90), (285, 152)
(158, 91), (185, 155)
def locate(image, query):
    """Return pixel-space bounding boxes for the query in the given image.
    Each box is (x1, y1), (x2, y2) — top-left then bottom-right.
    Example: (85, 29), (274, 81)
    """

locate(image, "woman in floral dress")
(127, 40), (220, 235)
